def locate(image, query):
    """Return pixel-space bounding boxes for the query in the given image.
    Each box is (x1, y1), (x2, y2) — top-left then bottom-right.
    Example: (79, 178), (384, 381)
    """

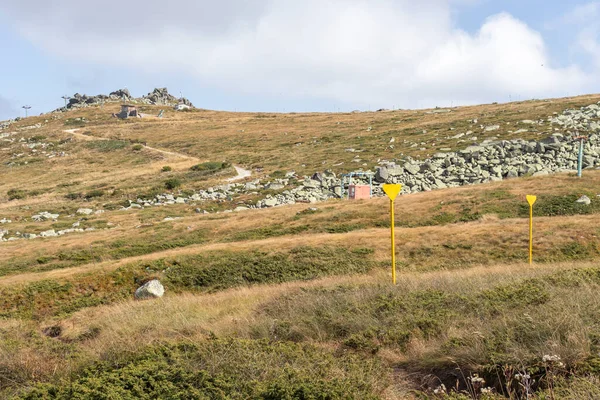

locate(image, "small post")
(577, 138), (584, 178)
(526, 195), (537, 265)
(383, 184), (402, 284)
(61, 95), (70, 107)
(22, 105), (31, 118)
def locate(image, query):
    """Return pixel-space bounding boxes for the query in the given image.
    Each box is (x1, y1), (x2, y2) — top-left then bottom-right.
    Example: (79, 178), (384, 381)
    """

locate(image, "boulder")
(135, 280), (165, 300)
(40, 230), (58, 237)
(77, 208), (94, 215)
(576, 195), (591, 205)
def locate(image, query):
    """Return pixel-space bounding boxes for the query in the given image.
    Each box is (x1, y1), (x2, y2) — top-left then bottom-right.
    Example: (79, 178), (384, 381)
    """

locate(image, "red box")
(348, 184), (371, 200)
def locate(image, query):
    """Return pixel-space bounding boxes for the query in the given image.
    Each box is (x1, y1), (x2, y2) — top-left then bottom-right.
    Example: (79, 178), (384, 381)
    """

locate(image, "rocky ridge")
(54, 87), (194, 112)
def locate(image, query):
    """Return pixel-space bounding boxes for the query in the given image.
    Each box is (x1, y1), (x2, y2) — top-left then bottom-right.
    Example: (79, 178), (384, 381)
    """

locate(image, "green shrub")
(131, 144), (144, 151)
(522, 194), (600, 217)
(85, 140), (129, 152)
(28, 135), (47, 142)
(7, 188), (26, 201)
(190, 162), (229, 171)
(161, 246), (376, 292)
(161, 166), (172, 172)
(20, 340), (385, 399)
(85, 189), (105, 199)
(165, 178), (181, 190)
(64, 118), (86, 126)
(65, 192), (82, 200)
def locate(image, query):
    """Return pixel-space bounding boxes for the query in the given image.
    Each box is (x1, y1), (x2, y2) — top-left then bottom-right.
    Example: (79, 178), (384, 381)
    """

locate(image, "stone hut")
(113, 104), (140, 119)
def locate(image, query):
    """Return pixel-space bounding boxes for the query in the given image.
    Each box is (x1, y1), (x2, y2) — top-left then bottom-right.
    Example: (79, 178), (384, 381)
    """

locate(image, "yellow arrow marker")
(382, 184), (402, 284)
(383, 184), (401, 201)
(526, 195), (537, 265)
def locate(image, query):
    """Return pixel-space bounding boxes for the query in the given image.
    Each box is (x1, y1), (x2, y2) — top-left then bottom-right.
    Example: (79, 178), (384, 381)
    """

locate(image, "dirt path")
(64, 128), (250, 177)
(227, 165), (252, 182)
(64, 128), (200, 161)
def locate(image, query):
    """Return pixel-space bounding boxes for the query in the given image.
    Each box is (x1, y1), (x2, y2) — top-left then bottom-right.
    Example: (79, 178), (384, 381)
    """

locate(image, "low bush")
(190, 162), (230, 172)
(7, 189), (26, 201)
(161, 246), (376, 291)
(84, 189), (105, 199)
(161, 166), (172, 172)
(64, 192), (82, 200)
(20, 339), (385, 399)
(85, 140), (129, 152)
(164, 178), (181, 190)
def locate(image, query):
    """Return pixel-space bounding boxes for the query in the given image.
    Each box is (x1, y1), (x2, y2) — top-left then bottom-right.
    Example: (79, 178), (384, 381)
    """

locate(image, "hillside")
(2, 93), (600, 399)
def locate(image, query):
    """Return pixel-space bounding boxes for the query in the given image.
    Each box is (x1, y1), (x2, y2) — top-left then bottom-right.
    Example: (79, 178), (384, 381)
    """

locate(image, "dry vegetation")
(2, 95), (600, 398)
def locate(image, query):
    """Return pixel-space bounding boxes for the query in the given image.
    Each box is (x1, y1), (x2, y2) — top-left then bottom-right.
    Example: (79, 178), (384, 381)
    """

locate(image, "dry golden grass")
(0, 259), (586, 396)
(3, 95), (600, 398)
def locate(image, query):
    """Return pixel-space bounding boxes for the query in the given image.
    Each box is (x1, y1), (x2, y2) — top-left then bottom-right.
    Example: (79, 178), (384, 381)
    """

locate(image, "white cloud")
(1, 0), (594, 108)
(547, 2), (600, 71)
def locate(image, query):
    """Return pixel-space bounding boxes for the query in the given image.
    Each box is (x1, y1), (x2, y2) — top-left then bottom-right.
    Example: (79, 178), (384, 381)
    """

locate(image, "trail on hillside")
(227, 165), (252, 182)
(63, 128), (200, 161)
(63, 128), (250, 179)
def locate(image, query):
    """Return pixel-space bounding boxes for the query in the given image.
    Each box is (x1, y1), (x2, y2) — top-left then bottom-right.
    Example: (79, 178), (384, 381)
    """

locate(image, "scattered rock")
(77, 208), (94, 215)
(32, 212), (59, 222)
(134, 280), (165, 300)
(576, 195), (591, 205)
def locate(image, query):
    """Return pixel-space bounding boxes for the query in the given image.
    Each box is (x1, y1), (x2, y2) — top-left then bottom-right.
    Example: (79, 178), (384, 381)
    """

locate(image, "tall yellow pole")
(382, 184), (401, 285)
(390, 198), (396, 285)
(526, 195), (536, 265)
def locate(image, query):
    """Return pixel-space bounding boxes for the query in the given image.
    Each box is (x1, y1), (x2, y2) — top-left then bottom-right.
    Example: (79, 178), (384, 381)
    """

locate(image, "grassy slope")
(2, 95), (600, 398)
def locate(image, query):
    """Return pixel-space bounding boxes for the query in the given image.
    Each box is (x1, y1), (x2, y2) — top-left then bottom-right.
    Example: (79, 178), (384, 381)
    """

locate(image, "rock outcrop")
(54, 87), (194, 112)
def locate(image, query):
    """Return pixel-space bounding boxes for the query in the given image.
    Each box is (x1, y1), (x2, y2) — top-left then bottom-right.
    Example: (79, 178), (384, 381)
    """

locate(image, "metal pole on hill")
(574, 134), (588, 178)
(61, 96), (70, 107)
(22, 105), (31, 118)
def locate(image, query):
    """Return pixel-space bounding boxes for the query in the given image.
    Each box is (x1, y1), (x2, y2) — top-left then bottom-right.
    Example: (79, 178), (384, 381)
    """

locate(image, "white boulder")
(134, 280), (165, 300)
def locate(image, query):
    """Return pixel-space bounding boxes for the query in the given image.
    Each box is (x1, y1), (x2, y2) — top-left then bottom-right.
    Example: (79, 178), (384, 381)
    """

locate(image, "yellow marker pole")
(526, 195), (537, 265)
(390, 198), (396, 284)
(382, 184), (402, 284)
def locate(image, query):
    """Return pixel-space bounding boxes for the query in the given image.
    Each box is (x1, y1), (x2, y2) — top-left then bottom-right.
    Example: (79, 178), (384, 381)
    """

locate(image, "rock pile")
(141, 88), (194, 107)
(549, 103), (600, 131)
(1, 227), (96, 242)
(375, 134), (600, 193)
(0, 120), (15, 130)
(32, 211), (59, 222)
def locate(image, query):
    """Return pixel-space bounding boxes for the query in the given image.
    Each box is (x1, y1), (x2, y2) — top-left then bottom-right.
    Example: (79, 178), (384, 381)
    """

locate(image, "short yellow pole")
(529, 204), (533, 265)
(526, 195), (536, 265)
(390, 198), (396, 285)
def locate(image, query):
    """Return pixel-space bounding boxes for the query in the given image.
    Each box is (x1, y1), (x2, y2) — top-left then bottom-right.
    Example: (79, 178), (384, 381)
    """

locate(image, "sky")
(1, 0), (600, 120)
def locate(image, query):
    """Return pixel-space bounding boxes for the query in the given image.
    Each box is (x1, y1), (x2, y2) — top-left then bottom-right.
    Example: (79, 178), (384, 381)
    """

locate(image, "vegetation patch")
(251, 266), (600, 395)
(160, 246), (377, 292)
(19, 339), (385, 399)
(190, 161), (230, 171)
(164, 178), (181, 190)
(85, 140), (129, 152)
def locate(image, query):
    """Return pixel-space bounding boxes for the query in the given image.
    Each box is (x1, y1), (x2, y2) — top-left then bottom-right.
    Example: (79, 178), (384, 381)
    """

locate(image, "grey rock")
(404, 163), (420, 175)
(576, 195), (591, 205)
(77, 208), (94, 215)
(135, 280), (165, 300)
